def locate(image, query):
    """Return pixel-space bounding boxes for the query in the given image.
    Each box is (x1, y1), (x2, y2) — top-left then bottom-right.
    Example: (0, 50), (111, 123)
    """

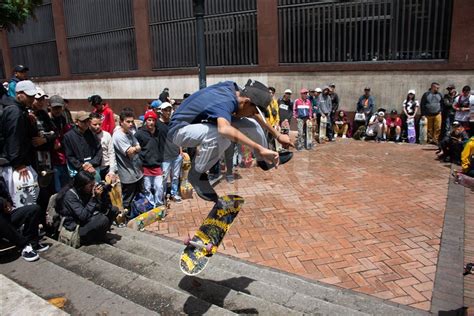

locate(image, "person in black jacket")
(31, 88), (58, 224)
(58, 171), (116, 245)
(135, 110), (165, 207)
(62, 111), (102, 181)
(0, 174), (48, 261)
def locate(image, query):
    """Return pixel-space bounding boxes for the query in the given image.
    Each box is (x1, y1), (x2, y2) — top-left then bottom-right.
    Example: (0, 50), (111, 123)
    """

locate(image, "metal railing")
(278, 0), (453, 64)
(63, 0), (137, 74)
(7, 0), (60, 77)
(148, 0), (257, 69)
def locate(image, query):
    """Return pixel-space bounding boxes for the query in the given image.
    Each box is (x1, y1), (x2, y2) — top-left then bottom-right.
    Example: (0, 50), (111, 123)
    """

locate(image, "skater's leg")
(170, 155), (183, 197)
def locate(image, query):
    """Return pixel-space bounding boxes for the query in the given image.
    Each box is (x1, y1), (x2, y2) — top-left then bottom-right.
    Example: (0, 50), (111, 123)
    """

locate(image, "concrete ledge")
(431, 166), (465, 314)
(0, 274), (68, 316)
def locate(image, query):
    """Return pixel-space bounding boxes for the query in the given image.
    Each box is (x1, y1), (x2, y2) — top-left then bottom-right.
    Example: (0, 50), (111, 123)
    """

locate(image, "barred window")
(278, 0), (453, 64)
(149, 0), (257, 69)
(64, 0), (137, 74)
(7, 0), (60, 77)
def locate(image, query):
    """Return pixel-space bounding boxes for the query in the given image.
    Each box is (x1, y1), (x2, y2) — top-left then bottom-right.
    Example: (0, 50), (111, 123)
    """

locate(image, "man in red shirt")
(89, 95), (115, 135)
(386, 110), (402, 142)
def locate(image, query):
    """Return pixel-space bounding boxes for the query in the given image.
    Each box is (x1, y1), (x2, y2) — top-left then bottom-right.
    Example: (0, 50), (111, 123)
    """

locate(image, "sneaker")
(33, 242), (50, 253)
(172, 195), (183, 203)
(188, 168), (219, 202)
(226, 175), (235, 183)
(257, 151), (293, 171)
(21, 244), (39, 262)
(342, 135), (347, 139)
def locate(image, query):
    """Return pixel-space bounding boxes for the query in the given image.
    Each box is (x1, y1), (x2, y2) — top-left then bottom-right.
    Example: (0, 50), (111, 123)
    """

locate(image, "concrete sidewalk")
(0, 274), (68, 315)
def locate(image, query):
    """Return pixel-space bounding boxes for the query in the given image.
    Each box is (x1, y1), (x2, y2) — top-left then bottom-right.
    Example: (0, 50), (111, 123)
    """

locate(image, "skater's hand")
(258, 147), (279, 167)
(277, 134), (294, 149)
(15, 165), (30, 181)
(32, 136), (46, 147)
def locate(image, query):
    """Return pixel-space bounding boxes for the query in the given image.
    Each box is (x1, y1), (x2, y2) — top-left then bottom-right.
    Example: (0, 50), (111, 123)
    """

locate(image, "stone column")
(51, 0), (71, 78)
(257, 0), (279, 68)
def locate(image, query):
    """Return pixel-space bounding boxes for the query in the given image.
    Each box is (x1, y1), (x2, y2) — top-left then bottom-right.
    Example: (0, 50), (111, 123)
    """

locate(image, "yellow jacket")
(266, 99), (280, 127)
(461, 137), (474, 173)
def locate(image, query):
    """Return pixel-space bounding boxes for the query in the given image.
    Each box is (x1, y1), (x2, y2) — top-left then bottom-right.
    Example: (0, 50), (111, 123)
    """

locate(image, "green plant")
(0, 0), (43, 31)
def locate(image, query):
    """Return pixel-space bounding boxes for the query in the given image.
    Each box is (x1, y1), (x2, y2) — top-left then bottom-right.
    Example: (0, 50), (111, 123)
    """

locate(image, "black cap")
(13, 64), (29, 72)
(242, 79), (272, 114)
(390, 109), (398, 115)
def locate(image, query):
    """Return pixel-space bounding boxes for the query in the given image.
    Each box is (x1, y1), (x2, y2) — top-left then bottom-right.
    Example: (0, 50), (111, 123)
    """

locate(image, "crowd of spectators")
(0, 65), (473, 262)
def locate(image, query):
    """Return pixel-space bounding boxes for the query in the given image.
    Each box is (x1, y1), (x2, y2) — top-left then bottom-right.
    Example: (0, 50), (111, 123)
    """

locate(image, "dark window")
(7, 0), (60, 77)
(278, 0), (453, 64)
(148, 0), (257, 69)
(63, 0), (138, 74)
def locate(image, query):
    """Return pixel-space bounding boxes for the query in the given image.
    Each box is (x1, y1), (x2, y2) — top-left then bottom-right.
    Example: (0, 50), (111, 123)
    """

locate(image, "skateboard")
(127, 205), (168, 231)
(407, 118), (416, 144)
(453, 170), (474, 190)
(180, 153), (193, 199)
(240, 145), (253, 168)
(12, 167), (39, 208)
(319, 115), (328, 143)
(305, 119), (313, 149)
(180, 195), (244, 275)
(105, 175), (128, 225)
(419, 116), (428, 144)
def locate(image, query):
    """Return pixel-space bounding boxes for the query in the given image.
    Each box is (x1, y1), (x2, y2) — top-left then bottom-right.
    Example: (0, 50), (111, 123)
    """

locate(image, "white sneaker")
(334, 135), (338, 139)
(342, 135), (347, 139)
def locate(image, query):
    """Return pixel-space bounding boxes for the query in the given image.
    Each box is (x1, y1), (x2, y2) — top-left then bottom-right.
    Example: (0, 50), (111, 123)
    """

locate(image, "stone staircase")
(0, 228), (430, 315)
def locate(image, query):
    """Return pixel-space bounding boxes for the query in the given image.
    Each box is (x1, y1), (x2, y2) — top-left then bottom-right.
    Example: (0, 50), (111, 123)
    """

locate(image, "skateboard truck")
(183, 234), (214, 253)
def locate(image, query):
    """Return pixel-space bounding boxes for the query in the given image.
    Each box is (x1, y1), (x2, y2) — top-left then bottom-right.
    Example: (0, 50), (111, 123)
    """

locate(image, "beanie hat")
(144, 110), (157, 121)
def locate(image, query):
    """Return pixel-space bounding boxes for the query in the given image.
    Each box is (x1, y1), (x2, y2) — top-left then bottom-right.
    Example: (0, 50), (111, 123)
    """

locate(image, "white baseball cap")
(15, 80), (38, 96)
(159, 102), (173, 110)
(35, 87), (48, 99)
(315, 88), (322, 93)
(408, 89), (416, 95)
(284, 89), (292, 94)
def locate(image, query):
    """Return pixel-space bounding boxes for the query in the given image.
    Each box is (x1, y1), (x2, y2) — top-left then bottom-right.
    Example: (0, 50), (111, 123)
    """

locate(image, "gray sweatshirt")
(420, 90), (443, 116)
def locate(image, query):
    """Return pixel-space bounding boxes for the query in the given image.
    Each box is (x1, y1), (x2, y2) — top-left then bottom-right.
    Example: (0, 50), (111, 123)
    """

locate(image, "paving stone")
(148, 140), (451, 310)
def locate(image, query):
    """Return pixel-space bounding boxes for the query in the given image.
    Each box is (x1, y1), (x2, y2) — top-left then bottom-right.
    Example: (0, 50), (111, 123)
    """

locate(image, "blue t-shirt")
(168, 81), (239, 140)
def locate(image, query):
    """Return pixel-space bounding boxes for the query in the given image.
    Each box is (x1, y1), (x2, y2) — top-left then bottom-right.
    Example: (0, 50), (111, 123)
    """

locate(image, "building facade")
(1, 0), (473, 113)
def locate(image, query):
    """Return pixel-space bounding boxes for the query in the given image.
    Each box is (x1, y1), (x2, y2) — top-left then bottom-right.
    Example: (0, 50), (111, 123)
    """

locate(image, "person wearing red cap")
(135, 110), (165, 207)
(293, 88), (312, 150)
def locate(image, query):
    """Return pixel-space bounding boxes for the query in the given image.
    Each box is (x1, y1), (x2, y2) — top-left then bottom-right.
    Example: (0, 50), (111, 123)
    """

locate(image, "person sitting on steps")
(167, 79), (294, 202)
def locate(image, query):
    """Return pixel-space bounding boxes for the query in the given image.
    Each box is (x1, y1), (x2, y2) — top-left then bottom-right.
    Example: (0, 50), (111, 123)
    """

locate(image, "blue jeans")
(162, 155), (183, 198)
(54, 165), (71, 193)
(143, 175), (163, 207)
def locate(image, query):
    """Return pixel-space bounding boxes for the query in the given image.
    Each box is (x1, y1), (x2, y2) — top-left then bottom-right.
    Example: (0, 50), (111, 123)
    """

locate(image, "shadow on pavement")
(179, 275), (257, 314)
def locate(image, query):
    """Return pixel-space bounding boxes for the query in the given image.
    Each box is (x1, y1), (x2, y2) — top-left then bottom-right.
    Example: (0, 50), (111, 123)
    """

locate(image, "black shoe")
(188, 168), (219, 202)
(21, 244), (39, 262)
(33, 242), (50, 253)
(257, 151), (293, 171)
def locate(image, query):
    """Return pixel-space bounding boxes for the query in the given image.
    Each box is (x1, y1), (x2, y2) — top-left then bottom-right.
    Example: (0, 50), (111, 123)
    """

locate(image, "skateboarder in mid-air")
(167, 79), (294, 202)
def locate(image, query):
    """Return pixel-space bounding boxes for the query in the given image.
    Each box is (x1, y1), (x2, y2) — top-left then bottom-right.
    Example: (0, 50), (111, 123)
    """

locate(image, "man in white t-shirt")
(90, 112), (116, 180)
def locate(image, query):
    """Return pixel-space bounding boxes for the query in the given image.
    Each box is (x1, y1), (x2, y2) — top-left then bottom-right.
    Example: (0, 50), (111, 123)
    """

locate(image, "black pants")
(0, 204), (41, 248)
(122, 178), (144, 212)
(209, 143), (235, 176)
(79, 212), (112, 245)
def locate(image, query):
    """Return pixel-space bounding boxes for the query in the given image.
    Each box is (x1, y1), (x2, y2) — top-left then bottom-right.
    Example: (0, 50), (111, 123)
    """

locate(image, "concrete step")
(109, 233), (366, 316)
(81, 242), (304, 315)
(0, 274), (68, 315)
(40, 239), (235, 315)
(115, 228), (429, 316)
(0, 253), (157, 315)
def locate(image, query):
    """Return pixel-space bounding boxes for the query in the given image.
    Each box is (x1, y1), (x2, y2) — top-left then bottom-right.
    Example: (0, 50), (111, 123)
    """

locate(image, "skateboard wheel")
(184, 236), (191, 245)
(205, 243), (213, 253)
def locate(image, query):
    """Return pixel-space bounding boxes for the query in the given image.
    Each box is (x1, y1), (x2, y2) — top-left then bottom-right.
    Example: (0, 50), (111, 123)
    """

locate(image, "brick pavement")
(147, 140), (450, 310)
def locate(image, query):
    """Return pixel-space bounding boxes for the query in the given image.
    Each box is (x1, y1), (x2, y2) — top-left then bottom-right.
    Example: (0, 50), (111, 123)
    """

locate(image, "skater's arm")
(217, 118), (265, 151)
